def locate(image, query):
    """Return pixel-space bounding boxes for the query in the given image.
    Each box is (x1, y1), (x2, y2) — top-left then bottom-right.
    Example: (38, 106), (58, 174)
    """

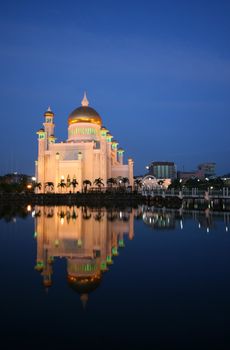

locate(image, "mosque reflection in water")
(33, 205), (230, 302)
(34, 206), (134, 304)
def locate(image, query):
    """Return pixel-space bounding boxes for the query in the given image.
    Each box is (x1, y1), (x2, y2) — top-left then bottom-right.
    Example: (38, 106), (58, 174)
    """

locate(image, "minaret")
(111, 140), (118, 165)
(36, 107), (55, 192)
(81, 91), (89, 107)
(128, 158), (134, 188)
(117, 148), (124, 164)
(43, 106), (55, 149)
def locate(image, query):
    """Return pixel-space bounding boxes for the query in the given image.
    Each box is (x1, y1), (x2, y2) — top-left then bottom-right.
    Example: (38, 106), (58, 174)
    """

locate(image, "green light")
(34, 231), (37, 238)
(106, 255), (113, 265)
(100, 262), (107, 271)
(34, 261), (44, 271)
(112, 247), (118, 256)
(70, 127), (99, 137)
(119, 239), (125, 248)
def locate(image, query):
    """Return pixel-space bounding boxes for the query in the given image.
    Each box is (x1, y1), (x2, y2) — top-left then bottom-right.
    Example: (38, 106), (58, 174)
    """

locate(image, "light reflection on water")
(0, 205), (230, 348)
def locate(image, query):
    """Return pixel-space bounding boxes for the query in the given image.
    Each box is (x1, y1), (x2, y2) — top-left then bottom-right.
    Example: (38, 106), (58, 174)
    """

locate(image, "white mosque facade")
(35, 93), (134, 192)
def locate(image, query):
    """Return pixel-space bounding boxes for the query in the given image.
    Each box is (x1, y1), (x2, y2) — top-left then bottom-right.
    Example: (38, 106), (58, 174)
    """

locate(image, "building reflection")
(34, 206), (134, 304)
(142, 207), (176, 229)
(139, 205), (230, 233)
(33, 205), (230, 302)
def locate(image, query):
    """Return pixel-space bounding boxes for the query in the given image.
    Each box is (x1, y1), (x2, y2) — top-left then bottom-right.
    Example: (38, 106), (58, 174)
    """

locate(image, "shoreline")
(0, 192), (229, 211)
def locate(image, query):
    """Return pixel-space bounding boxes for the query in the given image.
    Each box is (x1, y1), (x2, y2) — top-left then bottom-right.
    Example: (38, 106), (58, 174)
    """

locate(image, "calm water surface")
(0, 205), (230, 349)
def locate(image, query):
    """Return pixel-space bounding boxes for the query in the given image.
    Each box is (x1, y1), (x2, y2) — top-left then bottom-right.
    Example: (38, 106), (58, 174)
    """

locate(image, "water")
(0, 205), (230, 349)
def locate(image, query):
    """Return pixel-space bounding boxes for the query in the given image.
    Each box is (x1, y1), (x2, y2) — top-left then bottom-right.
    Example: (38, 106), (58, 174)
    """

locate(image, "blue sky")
(0, 0), (230, 175)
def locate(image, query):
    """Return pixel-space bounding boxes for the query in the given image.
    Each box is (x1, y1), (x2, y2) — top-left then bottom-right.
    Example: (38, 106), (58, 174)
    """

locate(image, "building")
(35, 93), (134, 192)
(197, 163), (216, 178)
(178, 162), (216, 180)
(147, 161), (176, 180)
(34, 205), (134, 304)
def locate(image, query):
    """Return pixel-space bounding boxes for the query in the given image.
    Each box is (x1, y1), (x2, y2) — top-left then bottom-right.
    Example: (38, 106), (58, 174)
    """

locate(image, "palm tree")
(94, 177), (104, 191)
(134, 178), (142, 192)
(66, 175), (71, 188)
(45, 182), (54, 193)
(70, 178), (78, 193)
(107, 177), (117, 188)
(122, 177), (129, 188)
(57, 180), (66, 193)
(83, 179), (92, 193)
(157, 179), (165, 188)
(82, 206), (91, 219)
(34, 182), (42, 193)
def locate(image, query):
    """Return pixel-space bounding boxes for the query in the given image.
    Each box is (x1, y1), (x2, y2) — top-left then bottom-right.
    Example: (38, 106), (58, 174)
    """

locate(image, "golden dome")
(68, 106), (102, 126)
(68, 92), (102, 126)
(67, 273), (102, 294)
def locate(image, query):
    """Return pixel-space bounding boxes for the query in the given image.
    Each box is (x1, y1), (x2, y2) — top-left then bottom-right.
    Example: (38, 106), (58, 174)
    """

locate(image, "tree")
(82, 206), (91, 219)
(83, 179), (92, 193)
(45, 182), (54, 193)
(94, 178), (104, 190)
(107, 177), (117, 188)
(57, 180), (66, 193)
(168, 179), (182, 190)
(70, 178), (78, 193)
(157, 180), (165, 187)
(134, 178), (142, 191)
(122, 177), (129, 187)
(117, 176), (123, 188)
(66, 175), (71, 188)
(34, 182), (42, 192)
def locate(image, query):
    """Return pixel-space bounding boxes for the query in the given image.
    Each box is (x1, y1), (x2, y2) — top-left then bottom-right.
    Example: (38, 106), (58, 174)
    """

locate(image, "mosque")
(36, 93), (134, 192)
(34, 205), (134, 305)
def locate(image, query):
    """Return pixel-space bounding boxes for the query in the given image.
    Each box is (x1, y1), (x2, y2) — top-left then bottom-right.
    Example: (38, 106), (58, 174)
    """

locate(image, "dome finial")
(47, 106), (52, 112)
(80, 293), (89, 308)
(81, 91), (89, 107)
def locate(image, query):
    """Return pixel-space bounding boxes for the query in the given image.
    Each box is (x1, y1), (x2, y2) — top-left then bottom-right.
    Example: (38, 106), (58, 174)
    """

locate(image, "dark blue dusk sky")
(0, 0), (230, 176)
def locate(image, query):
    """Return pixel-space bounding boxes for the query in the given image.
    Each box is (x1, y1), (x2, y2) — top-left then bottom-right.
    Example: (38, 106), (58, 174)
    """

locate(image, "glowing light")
(27, 184), (32, 189)
(60, 217), (64, 225)
(180, 220), (183, 230)
(27, 205), (32, 212)
(32, 177), (36, 181)
(226, 227), (229, 232)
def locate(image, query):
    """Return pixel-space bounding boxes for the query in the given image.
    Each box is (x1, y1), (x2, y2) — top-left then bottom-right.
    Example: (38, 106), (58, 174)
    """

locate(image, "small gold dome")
(44, 106), (54, 117)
